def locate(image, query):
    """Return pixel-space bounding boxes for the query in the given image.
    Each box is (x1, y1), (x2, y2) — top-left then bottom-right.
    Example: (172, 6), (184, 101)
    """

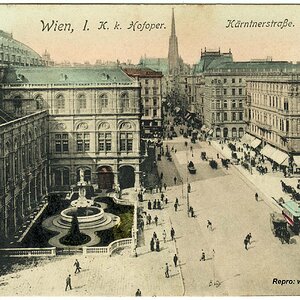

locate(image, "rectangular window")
(232, 101), (236, 108)
(239, 78), (242, 83)
(55, 134), (69, 153)
(224, 112), (228, 121)
(153, 88), (157, 95)
(224, 101), (227, 108)
(239, 88), (243, 95)
(120, 133), (133, 152)
(98, 133), (112, 151)
(239, 112), (243, 120)
(232, 89), (236, 96)
(145, 97), (149, 103)
(153, 109), (157, 117)
(153, 98), (157, 106)
(224, 78), (227, 84)
(145, 88), (149, 95)
(232, 112), (236, 121)
(145, 79), (149, 84)
(232, 78), (235, 84)
(223, 88), (227, 95)
(77, 133), (90, 152)
(145, 109), (149, 116)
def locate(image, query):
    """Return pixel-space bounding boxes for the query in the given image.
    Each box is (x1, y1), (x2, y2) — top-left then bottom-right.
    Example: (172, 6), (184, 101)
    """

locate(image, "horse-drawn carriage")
(188, 161), (196, 174)
(270, 212), (290, 244)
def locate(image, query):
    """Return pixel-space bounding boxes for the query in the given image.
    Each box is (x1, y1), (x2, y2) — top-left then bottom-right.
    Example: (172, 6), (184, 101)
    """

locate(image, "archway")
(223, 127), (228, 138)
(118, 166), (135, 189)
(97, 166), (114, 190)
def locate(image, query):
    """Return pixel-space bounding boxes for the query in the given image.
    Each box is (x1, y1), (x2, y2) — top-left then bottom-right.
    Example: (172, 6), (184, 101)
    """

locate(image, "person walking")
(200, 250), (206, 261)
(74, 259), (81, 274)
(162, 230), (167, 243)
(165, 263), (170, 278)
(156, 239), (160, 252)
(65, 274), (72, 291)
(148, 200), (152, 210)
(174, 176), (177, 185)
(153, 232), (157, 240)
(147, 214), (152, 225)
(173, 254), (178, 267)
(165, 197), (168, 205)
(255, 192), (259, 202)
(171, 227), (175, 241)
(154, 215), (158, 226)
(135, 289), (142, 296)
(207, 220), (213, 231)
(174, 202), (178, 212)
(150, 238), (155, 251)
(164, 183), (167, 191)
(160, 172), (163, 180)
(187, 183), (191, 193)
(246, 233), (252, 245)
(244, 237), (249, 250)
(175, 197), (179, 206)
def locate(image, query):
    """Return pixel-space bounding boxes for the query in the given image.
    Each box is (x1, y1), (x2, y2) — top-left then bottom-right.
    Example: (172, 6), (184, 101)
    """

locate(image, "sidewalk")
(211, 140), (299, 212)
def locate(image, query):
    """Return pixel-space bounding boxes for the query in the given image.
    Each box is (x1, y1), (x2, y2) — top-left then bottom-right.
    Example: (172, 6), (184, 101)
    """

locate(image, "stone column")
(134, 171), (141, 189)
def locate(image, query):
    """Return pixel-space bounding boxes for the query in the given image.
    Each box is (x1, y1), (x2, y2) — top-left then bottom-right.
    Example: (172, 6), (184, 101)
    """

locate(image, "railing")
(0, 247), (56, 257)
(82, 238), (132, 256)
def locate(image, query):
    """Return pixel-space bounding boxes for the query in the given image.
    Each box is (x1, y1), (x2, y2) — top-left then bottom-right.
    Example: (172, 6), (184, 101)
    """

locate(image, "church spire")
(168, 8), (180, 76)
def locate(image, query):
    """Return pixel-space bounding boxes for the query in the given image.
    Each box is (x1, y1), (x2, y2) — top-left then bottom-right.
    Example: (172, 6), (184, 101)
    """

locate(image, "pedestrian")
(156, 239), (160, 252)
(170, 227), (175, 240)
(153, 232), (157, 240)
(148, 200), (152, 210)
(244, 238), (248, 250)
(150, 238), (155, 251)
(165, 197), (168, 204)
(165, 263), (170, 278)
(246, 233), (252, 245)
(190, 146), (193, 152)
(159, 185), (162, 193)
(175, 197), (179, 206)
(148, 214), (152, 225)
(174, 176), (177, 185)
(207, 220), (212, 231)
(153, 199), (157, 209)
(74, 259), (81, 274)
(65, 274), (72, 291)
(190, 206), (195, 218)
(135, 289), (142, 296)
(160, 172), (163, 180)
(174, 202), (178, 212)
(200, 250), (206, 261)
(175, 149), (177, 153)
(162, 230), (167, 243)
(217, 153), (219, 159)
(164, 183), (167, 191)
(161, 193), (164, 201)
(255, 192), (258, 202)
(187, 183), (191, 193)
(157, 200), (161, 210)
(173, 254), (178, 267)
(154, 215), (158, 226)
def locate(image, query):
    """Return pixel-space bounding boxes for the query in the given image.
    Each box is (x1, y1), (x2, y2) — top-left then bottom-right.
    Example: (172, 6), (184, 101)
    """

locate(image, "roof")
(282, 201), (300, 217)
(0, 30), (41, 60)
(138, 57), (169, 74)
(205, 61), (300, 74)
(123, 67), (163, 78)
(4, 66), (135, 84)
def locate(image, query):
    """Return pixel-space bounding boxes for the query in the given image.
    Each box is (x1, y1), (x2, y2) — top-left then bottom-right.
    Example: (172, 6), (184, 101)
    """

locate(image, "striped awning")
(270, 149), (289, 166)
(250, 138), (261, 149)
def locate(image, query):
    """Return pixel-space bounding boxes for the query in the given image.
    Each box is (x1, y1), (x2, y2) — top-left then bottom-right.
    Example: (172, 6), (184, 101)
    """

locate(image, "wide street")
(157, 134), (300, 295)
(0, 135), (300, 296)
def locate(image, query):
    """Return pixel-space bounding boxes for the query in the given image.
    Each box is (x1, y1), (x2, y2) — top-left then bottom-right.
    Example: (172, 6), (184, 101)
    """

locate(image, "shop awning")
(241, 133), (256, 145)
(293, 156), (300, 166)
(260, 144), (277, 158)
(208, 129), (214, 135)
(250, 138), (261, 149)
(270, 149), (289, 166)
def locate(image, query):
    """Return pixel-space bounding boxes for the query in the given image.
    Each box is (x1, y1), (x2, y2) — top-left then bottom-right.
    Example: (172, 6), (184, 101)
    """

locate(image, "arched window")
(99, 94), (108, 108)
(56, 94), (65, 109)
(77, 94), (86, 109)
(216, 128), (221, 138)
(121, 92), (129, 109)
(232, 127), (237, 138)
(35, 94), (44, 110)
(54, 168), (69, 186)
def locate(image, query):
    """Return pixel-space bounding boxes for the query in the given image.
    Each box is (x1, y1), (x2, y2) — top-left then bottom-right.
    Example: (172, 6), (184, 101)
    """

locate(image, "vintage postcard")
(0, 2), (300, 297)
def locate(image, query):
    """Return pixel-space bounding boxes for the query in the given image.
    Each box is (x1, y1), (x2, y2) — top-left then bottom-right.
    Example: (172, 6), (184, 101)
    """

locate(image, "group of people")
(148, 198), (163, 210)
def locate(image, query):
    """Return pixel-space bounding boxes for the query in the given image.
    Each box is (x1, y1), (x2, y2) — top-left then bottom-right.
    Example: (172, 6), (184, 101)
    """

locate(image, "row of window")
(144, 109), (158, 117)
(250, 94), (289, 111)
(144, 87), (159, 96)
(54, 132), (133, 153)
(144, 79), (158, 85)
(211, 78), (243, 84)
(213, 88), (243, 96)
(211, 99), (243, 109)
(212, 112), (243, 122)
(55, 92), (130, 110)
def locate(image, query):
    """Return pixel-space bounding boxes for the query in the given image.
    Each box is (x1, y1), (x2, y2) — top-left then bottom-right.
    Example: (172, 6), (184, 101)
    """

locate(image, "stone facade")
(0, 110), (49, 240)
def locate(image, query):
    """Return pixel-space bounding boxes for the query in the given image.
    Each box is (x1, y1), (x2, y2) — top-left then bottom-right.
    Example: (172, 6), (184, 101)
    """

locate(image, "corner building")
(2, 66), (142, 193)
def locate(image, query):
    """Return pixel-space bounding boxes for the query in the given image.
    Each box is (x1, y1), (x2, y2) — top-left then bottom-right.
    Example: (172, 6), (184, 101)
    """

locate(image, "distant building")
(123, 67), (163, 137)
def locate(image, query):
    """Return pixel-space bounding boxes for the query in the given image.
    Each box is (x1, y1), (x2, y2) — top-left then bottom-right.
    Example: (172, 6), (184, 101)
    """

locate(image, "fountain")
(53, 169), (114, 230)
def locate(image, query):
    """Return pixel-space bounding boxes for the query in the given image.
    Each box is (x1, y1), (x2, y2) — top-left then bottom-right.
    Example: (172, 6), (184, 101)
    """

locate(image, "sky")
(0, 4), (300, 65)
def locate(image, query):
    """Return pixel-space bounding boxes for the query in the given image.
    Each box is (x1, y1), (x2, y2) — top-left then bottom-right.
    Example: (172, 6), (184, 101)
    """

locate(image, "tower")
(168, 8), (180, 76)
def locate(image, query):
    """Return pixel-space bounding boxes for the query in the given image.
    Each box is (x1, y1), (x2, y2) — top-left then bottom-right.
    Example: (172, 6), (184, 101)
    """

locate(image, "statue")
(79, 168), (85, 183)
